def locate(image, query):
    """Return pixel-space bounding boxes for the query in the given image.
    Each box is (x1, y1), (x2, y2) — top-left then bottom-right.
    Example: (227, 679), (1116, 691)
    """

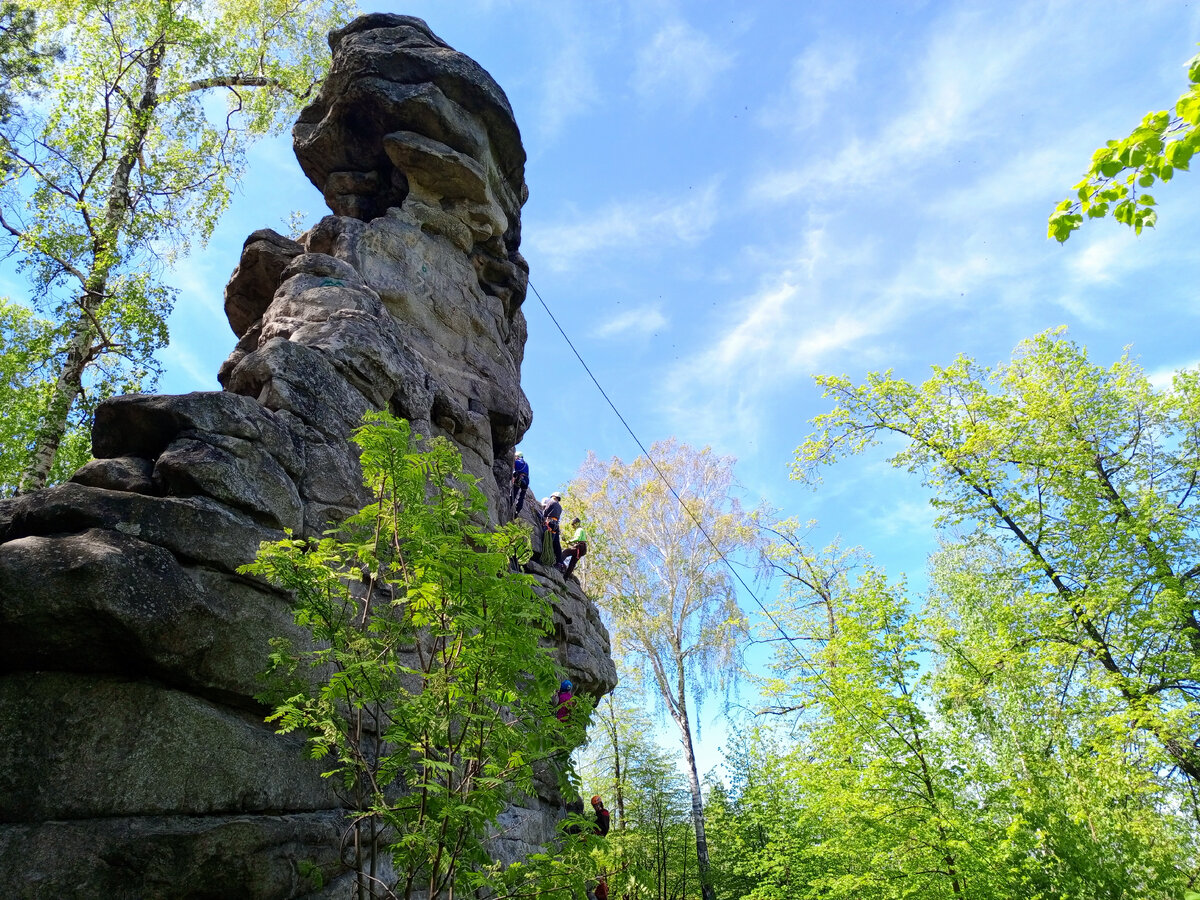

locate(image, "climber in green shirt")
(559, 518), (588, 578)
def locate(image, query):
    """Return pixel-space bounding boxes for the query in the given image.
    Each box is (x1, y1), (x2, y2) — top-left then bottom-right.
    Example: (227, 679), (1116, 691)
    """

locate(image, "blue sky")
(151, 1), (1200, 771)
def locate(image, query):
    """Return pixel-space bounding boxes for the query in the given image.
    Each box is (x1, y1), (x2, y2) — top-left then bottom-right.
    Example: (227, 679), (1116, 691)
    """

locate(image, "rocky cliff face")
(0, 14), (615, 898)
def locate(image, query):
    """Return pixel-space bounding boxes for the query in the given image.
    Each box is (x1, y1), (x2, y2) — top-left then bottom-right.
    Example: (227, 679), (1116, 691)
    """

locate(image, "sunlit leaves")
(797, 328), (1200, 782)
(0, 0), (354, 488)
(244, 412), (585, 898)
(1051, 51), (1200, 241)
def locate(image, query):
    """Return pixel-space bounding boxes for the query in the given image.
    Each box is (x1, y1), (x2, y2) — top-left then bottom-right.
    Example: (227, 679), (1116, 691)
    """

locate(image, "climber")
(542, 492), (563, 566)
(554, 679), (575, 722)
(590, 795), (610, 837)
(559, 517), (587, 578)
(587, 797), (611, 900)
(511, 450), (530, 518)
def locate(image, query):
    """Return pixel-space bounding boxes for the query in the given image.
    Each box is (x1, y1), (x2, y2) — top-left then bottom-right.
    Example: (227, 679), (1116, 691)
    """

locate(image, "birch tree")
(569, 440), (757, 900)
(0, 0), (353, 493)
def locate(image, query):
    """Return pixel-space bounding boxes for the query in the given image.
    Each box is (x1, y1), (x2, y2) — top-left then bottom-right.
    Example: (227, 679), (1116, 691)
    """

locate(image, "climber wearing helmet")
(511, 450), (530, 518)
(590, 795), (611, 837)
(554, 679), (575, 722)
(559, 517), (587, 579)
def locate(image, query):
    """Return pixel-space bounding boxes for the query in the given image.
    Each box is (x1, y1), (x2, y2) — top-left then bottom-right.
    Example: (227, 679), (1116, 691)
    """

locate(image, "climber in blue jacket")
(511, 450), (530, 518)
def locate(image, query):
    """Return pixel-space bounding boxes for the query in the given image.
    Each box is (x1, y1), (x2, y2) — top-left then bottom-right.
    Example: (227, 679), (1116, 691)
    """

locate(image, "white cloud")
(166, 255), (224, 318)
(595, 305), (668, 339)
(536, 39), (601, 139)
(158, 343), (219, 391)
(632, 21), (733, 109)
(750, 7), (1052, 204)
(874, 497), (936, 538)
(526, 182), (719, 271)
(656, 226), (903, 446)
(1147, 359), (1200, 390)
(1066, 232), (1136, 285)
(759, 41), (858, 130)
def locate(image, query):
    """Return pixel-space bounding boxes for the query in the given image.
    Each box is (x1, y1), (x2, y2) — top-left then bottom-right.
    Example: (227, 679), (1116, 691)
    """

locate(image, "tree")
(245, 412), (591, 900)
(928, 537), (1196, 900)
(0, 0), (353, 494)
(0, 2), (57, 148)
(578, 679), (696, 900)
(1049, 50), (1200, 242)
(797, 328), (1200, 785)
(568, 440), (758, 900)
(715, 528), (1195, 900)
(0, 298), (90, 493)
(757, 538), (971, 898)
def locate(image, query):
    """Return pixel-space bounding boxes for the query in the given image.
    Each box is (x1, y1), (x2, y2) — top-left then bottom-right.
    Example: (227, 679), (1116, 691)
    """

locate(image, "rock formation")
(0, 14), (615, 898)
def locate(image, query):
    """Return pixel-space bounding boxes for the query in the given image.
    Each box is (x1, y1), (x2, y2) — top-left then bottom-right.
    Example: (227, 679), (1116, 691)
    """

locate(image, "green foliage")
(1049, 49), (1200, 241)
(718, 330), (1200, 898)
(750, 542), (974, 899)
(712, 528), (1196, 899)
(0, 2), (56, 135)
(0, 298), (93, 494)
(797, 328), (1200, 783)
(244, 412), (592, 899)
(579, 680), (698, 900)
(0, 0), (354, 491)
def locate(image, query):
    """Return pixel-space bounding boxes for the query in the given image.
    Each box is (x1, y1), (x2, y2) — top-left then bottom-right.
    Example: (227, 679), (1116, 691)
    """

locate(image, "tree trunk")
(18, 307), (95, 492)
(673, 702), (716, 900)
(604, 697), (628, 829)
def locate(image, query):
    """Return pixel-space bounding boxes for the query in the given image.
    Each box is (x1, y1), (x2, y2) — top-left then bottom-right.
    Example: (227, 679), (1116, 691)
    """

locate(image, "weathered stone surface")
(70, 454), (155, 493)
(225, 229), (305, 338)
(0, 672), (339, 821)
(0, 14), (615, 895)
(294, 14), (525, 234)
(228, 338), (372, 445)
(94, 391), (302, 477)
(0, 528), (297, 701)
(0, 481), (278, 574)
(155, 433), (303, 532)
(0, 812), (348, 900)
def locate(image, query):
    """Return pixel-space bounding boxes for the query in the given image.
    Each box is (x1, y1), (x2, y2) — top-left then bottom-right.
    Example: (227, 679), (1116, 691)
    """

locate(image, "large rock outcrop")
(0, 14), (615, 898)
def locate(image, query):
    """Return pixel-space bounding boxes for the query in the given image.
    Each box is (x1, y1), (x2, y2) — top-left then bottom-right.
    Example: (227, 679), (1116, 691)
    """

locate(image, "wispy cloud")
(750, 7), (1053, 204)
(1148, 359), (1200, 390)
(1066, 232), (1139, 286)
(759, 41), (858, 130)
(657, 226), (901, 446)
(632, 21), (733, 109)
(595, 305), (668, 339)
(158, 343), (219, 392)
(166, 255), (225, 318)
(536, 38), (601, 139)
(526, 182), (719, 271)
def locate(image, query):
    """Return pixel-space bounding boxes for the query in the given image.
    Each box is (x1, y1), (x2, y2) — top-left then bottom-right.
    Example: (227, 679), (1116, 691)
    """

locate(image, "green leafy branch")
(1050, 51), (1200, 242)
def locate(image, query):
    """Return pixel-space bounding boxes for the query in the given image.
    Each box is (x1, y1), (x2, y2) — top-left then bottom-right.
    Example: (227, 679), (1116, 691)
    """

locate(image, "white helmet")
(515, 451), (524, 458)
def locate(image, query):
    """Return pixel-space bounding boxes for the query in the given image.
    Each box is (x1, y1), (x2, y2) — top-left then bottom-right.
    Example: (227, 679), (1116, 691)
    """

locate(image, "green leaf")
(1166, 140), (1193, 169)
